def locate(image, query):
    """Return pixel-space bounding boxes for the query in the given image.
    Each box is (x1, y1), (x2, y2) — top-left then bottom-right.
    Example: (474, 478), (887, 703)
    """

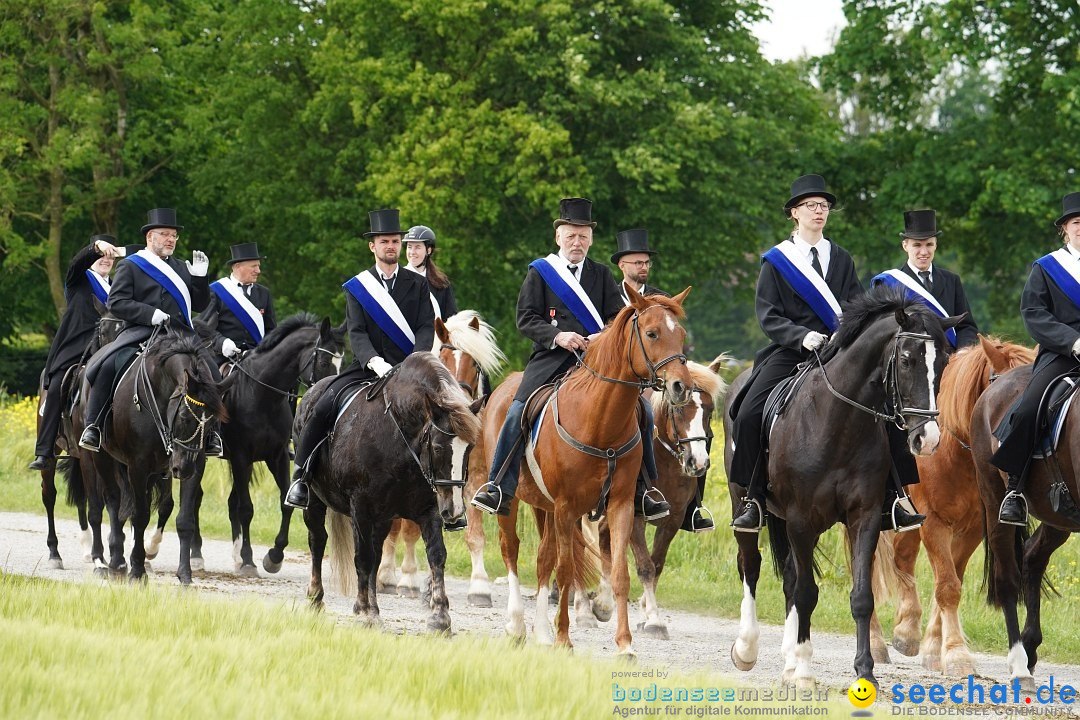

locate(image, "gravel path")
(4, 510), (1080, 715)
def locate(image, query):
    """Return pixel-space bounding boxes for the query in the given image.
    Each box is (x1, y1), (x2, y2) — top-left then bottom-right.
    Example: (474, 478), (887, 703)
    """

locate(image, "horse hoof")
(1016, 676), (1035, 693)
(144, 549), (158, 561)
(617, 646), (638, 662)
(93, 566), (109, 579)
(397, 586), (420, 599)
(796, 677), (816, 693)
(467, 593), (492, 608)
(576, 614), (599, 629)
(592, 602), (613, 623)
(871, 644), (891, 664)
(505, 622), (527, 641)
(943, 652), (977, 678)
(920, 654), (942, 673)
(892, 635), (919, 657)
(427, 615), (452, 634)
(142, 561), (152, 573)
(641, 622), (669, 641)
(262, 554), (282, 574)
(47, 558), (64, 570)
(189, 557), (205, 572)
(236, 564), (259, 578)
(731, 643), (757, 671)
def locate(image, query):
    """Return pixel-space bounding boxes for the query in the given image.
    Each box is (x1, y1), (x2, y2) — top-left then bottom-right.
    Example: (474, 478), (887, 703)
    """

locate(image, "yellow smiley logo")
(848, 679), (877, 709)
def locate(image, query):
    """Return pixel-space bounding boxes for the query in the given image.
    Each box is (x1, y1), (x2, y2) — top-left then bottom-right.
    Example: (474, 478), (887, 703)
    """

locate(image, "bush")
(0, 346), (47, 396)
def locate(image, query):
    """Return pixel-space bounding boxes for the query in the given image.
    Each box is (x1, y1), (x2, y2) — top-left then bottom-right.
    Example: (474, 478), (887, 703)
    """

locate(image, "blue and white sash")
(871, 269), (957, 347)
(529, 254), (603, 334)
(127, 250), (193, 327)
(1035, 249), (1080, 314)
(761, 239), (842, 332)
(210, 278), (265, 343)
(85, 270), (110, 305)
(343, 270), (415, 356)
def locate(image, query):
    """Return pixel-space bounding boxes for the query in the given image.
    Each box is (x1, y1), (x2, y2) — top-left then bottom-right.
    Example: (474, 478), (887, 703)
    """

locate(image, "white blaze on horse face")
(918, 339), (941, 455)
(665, 314), (676, 333)
(450, 436), (469, 484)
(331, 352), (343, 373)
(686, 391), (710, 472)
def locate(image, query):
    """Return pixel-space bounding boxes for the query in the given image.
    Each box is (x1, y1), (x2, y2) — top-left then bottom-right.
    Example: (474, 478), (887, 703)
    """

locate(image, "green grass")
(4, 392), (1080, 665)
(0, 573), (863, 719)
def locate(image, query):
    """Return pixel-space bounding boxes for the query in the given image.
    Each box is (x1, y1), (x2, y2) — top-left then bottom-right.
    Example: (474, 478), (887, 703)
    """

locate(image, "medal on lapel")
(549, 308), (558, 327)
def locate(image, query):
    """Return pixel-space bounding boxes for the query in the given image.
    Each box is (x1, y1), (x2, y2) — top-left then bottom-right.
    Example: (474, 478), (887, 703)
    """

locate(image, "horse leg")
(175, 470), (204, 586)
(189, 480), (205, 571)
(465, 504), (493, 607)
(782, 523), (823, 690)
(589, 518), (615, 623)
(983, 501), (1033, 689)
(938, 526), (983, 676)
(376, 518), (401, 593)
(229, 457), (258, 577)
(868, 607), (890, 665)
(850, 519), (880, 686)
(397, 520), (423, 598)
(731, 531), (763, 671)
(1020, 523), (1071, 676)
(551, 504), (581, 648)
(145, 474), (172, 561)
(922, 517), (961, 673)
(498, 507), (527, 640)
(305, 500), (328, 608)
(128, 475), (152, 583)
(262, 451), (293, 573)
(84, 459), (106, 566)
(532, 509), (556, 646)
(607, 498), (636, 658)
(891, 526), (923, 657)
(40, 460), (65, 569)
(103, 463), (127, 575)
(418, 511), (452, 633)
(353, 514), (389, 629)
(633, 516), (668, 640)
(573, 519), (600, 628)
(920, 597), (943, 672)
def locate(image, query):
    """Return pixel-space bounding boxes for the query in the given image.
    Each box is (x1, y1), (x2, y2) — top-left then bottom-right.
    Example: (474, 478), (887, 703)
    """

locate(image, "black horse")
(36, 303), (124, 570)
(143, 314), (345, 575)
(85, 330), (227, 583)
(723, 286), (958, 688)
(298, 352), (481, 631)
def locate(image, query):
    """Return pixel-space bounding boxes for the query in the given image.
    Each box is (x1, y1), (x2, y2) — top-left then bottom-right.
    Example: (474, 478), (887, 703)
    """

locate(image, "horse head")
(625, 285), (693, 406)
(654, 359), (727, 476)
(307, 317), (345, 384)
(91, 296), (124, 354)
(434, 310), (507, 400)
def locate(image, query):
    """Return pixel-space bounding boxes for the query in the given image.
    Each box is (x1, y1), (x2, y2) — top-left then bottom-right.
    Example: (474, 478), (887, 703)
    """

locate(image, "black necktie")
(383, 275), (395, 293)
(810, 247), (823, 278)
(918, 271), (933, 292)
(568, 265), (578, 277)
(238, 282), (252, 296)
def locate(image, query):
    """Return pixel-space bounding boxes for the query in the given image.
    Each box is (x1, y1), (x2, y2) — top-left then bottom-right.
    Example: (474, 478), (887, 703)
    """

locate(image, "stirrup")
(470, 482), (507, 515)
(998, 490), (1028, 527)
(889, 495), (924, 533)
(691, 505), (715, 533)
(731, 497), (763, 533)
(640, 487), (670, 521)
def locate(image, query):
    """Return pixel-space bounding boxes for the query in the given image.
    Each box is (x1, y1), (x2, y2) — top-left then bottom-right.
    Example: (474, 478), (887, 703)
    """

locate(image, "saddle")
(1033, 372), (1080, 459)
(761, 360), (817, 451)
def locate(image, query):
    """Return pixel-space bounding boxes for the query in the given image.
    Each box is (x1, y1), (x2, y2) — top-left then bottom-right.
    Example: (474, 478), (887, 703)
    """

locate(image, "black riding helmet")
(404, 225), (437, 248)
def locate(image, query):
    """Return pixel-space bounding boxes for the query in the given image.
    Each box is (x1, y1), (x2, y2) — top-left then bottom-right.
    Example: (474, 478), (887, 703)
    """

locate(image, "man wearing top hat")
(29, 234), (123, 470)
(991, 192), (1080, 525)
(613, 228), (714, 533)
(471, 199), (671, 521)
(285, 208), (436, 510)
(871, 209), (978, 349)
(199, 242), (278, 365)
(79, 208), (222, 456)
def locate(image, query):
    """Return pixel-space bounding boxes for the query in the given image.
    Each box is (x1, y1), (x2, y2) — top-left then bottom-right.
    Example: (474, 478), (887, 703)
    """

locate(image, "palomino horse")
(724, 286), (957, 687)
(970, 345), (1080, 688)
(376, 310), (505, 598)
(589, 358), (727, 638)
(86, 330), (227, 583)
(485, 286), (692, 655)
(299, 352), (481, 631)
(873, 336), (1034, 677)
(36, 305), (124, 570)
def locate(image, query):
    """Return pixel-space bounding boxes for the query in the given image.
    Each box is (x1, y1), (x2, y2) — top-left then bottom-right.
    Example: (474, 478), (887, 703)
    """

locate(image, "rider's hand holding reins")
(368, 356), (393, 377)
(185, 250), (209, 277)
(222, 338), (241, 359)
(151, 309), (170, 326)
(802, 331), (827, 351)
(555, 331), (588, 351)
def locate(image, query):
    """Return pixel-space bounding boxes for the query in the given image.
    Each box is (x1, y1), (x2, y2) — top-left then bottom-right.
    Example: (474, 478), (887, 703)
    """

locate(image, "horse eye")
(646, 330), (658, 340)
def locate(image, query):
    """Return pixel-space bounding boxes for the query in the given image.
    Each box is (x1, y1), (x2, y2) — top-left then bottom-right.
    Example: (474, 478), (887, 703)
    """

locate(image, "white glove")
(1072, 337), (1080, 357)
(151, 309), (170, 326)
(368, 357), (393, 378)
(802, 331), (827, 351)
(185, 250), (209, 277)
(221, 338), (240, 358)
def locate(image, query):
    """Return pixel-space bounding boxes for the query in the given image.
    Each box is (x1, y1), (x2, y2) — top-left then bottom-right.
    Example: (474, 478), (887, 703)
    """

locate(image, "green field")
(3, 392), (1079, 666)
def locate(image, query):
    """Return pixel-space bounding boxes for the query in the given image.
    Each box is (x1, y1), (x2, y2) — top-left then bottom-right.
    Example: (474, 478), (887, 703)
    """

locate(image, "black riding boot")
(471, 399), (526, 516)
(882, 488), (925, 532)
(999, 474), (1028, 526)
(79, 371), (115, 452)
(681, 475), (714, 533)
(731, 484), (765, 533)
(635, 472), (670, 522)
(285, 392), (338, 510)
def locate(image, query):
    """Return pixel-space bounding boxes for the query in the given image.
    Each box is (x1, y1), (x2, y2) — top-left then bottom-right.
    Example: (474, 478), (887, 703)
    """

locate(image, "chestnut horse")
(485, 286), (692, 655)
(375, 310), (505, 598)
(971, 343), (1080, 688)
(873, 336), (1034, 677)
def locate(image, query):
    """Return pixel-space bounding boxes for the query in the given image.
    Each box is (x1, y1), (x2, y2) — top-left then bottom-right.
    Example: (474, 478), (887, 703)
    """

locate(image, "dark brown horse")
(484, 286), (692, 655)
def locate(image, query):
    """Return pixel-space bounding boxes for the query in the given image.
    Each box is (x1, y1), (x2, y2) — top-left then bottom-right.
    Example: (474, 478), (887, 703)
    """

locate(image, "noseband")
(656, 394), (712, 463)
(572, 305), (687, 395)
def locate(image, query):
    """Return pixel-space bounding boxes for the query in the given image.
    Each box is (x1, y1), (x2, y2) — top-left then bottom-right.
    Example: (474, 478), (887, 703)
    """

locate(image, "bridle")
(571, 305), (687, 397)
(227, 336), (343, 400)
(132, 326), (215, 455)
(813, 328), (940, 432)
(439, 343), (484, 400)
(381, 390), (459, 491)
(656, 392), (713, 464)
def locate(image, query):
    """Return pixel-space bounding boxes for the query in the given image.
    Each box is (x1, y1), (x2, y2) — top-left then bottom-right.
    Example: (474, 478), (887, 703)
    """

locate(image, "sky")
(750, 0), (848, 62)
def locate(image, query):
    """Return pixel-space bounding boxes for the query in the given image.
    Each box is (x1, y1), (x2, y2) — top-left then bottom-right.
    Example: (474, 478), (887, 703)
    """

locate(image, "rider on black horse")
(470, 197), (670, 522)
(79, 208), (223, 457)
(198, 242), (278, 366)
(285, 208), (435, 510)
(728, 174), (926, 534)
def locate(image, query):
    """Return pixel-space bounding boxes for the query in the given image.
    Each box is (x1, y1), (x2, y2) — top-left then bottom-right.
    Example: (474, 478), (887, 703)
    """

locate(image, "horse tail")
(58, 457), (86, 510)
(983, 517), (1030, 608)
(765, 513), (789, 579)
(572, 520), (599, 591)
(329, 509), (357, 597)
(149, 473), (168, 514)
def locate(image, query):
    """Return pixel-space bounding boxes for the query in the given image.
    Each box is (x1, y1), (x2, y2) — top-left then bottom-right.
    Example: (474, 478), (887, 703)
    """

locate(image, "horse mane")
(818, 285), (946, 363)
(393, 353), (481, 444)
(440, 309), (508, 376)
(250, 312), (319, 354)
(584, 295), (687, 376)
(940, 336), (1035, 442)
(148, 334), (228, 421)
(649, 360), (727, 415)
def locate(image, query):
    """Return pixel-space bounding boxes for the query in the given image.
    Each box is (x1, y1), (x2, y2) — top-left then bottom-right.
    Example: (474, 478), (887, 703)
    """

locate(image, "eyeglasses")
(621, 260), (652, 268)
(153, 231), (179, 240)
(798, 201), (831, 212)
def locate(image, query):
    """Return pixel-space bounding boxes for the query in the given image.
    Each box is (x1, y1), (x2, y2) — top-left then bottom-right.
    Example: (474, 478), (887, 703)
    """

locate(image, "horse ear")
(894, 307), (913, 330)
(435, 317), (450, 344)
(468, 396), (485, 414)
(671, 286), (692, 306)
(940, 312), (966, 330)
(708, 353), (729, 376)
(468, 315), (480, 331)
(626, 282), (648, 309)
(332, 320), (347, 343)
(320, 316), (332, 338)
(92, 295), (107, 316)
(979, 333), (1009, 372)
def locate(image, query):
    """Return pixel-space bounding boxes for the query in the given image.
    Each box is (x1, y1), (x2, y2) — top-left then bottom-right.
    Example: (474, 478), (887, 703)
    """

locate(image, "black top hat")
(122, 244), (144, 258)
(90, 234), (116, 246)
(364, 208), (405, 237)
(900, 209), (941, 239)
(553, 197), (597, 229)
(1056, 192), (1080, 227)
(227, 242), (266, 265)
(140, 208), (183, 235)
(784, 174), (837, 214)
(611, 228), (656, 263)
